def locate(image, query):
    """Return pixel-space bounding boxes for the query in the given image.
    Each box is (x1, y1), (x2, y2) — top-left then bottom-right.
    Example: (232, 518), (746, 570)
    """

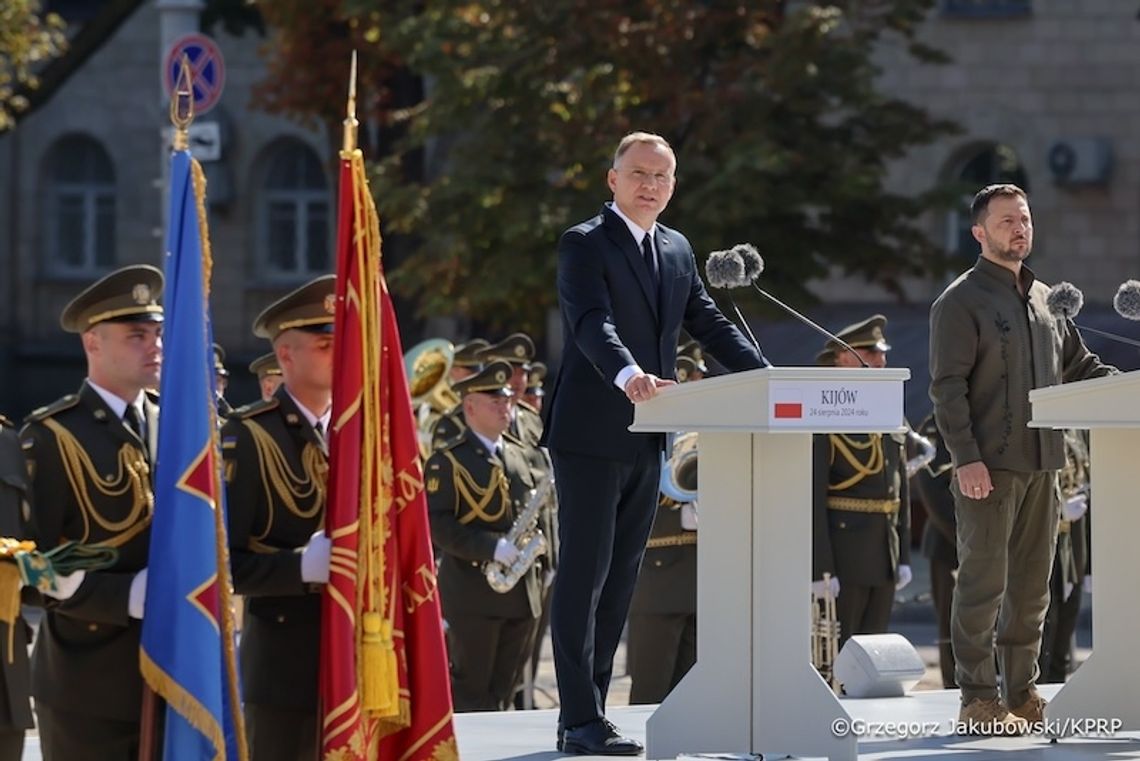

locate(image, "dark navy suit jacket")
(544, 204), (768, 460)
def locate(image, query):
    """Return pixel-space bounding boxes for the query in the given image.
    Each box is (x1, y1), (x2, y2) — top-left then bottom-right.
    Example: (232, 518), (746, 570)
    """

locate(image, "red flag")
(320, 148), (457, 760)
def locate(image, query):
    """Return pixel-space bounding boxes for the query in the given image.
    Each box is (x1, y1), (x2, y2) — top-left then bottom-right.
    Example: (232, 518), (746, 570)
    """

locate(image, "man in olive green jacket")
(929, 183), (1114, 734)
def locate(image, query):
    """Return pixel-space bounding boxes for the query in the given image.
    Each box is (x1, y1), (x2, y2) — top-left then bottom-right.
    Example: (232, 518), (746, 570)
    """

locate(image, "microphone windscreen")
(1114, 280), (1140, 321)
(733, 243), (765, 282)
(1045, 282), (1084, 319)
(706, 249), (746, 289)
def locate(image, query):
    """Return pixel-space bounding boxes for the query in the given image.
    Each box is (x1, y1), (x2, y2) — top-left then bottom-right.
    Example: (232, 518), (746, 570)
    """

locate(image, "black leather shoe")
(562, 718), (643, 756)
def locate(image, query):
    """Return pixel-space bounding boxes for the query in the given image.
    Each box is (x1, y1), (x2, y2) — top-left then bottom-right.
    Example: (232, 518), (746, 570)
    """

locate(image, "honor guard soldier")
(429, 338), (488, 449)
(0, 416), (33, 759)
(425, 362), (548, 711)
(676, 340), (708, 380)
(811, 315), (911, 647)
(248, 352), (284, 402)
(627, 350), (700, 705)
(19, 265), (162, 760)
(522, 361), (547, 413)
(475, 333), (544, 447)
(450, 338), (488, 384)
(213, 343), (233, 417)
(222, 276), (335, 760)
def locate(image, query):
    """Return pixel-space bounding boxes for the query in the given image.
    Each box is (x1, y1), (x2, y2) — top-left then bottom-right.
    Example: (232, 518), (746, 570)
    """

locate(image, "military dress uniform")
(249, 352), (284, 403)
(627, 493), (696, 705)
(425, 363), (546, 712)
(0, 417), (33, 761)
(812, 316), (910, 646)
(475, 333), (544, 447)
(19, 265), (163, 761)
(912, 413), (958, 689)
(221, 277), (335, 760)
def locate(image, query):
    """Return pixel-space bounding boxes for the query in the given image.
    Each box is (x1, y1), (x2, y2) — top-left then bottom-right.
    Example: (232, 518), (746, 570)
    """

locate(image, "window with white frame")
(45, 134), (116, 275)
(260, 138), (330, 278)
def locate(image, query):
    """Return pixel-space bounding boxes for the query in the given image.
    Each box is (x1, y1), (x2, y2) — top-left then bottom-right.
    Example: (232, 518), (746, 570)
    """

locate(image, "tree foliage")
(258, 1), (960, 335)
(0, 0), (67, 131)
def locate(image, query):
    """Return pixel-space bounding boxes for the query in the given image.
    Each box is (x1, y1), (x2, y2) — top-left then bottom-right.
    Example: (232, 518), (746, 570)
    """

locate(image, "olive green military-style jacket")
(930, 257), (1114, 472)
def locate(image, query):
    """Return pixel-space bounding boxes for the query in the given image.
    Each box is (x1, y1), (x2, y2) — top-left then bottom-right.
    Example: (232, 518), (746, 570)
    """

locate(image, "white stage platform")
(453, 684), (1140, 760)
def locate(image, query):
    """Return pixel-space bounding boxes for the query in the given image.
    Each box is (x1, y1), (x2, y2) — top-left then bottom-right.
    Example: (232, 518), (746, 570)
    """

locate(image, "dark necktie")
(314, 420), (328, 454)
(641, 233), (657, 285)
(123, 405), (144, 441)
(493, 443), (504, 462)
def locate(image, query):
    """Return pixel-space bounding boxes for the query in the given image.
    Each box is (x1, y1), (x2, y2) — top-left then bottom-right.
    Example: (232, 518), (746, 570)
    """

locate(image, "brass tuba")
(404, 338), (460, 459)
(660, 432), (698, 503)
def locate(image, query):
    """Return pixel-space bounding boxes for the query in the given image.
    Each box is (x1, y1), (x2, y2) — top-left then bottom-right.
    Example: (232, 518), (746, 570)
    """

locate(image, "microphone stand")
(1074, 322), (1140, 349)
(749, 283), (869, 368)
(727, 296), (763, 354)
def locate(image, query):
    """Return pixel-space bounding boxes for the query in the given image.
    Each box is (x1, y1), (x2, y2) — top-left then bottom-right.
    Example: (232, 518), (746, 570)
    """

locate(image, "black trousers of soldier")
(627, 612), (696, 705)
(1039, 554), (1082, 684)
(836, 582), (894, 649)
(930, 556), (958, 689)
(448, 614), (536, 711)
(245, 703), (317, 760)
(37, 704), (138, 761)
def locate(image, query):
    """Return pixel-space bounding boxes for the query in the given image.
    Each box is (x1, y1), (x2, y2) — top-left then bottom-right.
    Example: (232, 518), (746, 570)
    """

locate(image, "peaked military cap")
(249, 352), (282, 380)
(817, 314), (890, 365)
(253, 275), (337, 341)
(453, 338), (490, 368)
(213, 343), (229, 377)
(676, 355), (699, 383)
(452, 360), (514, 397)
(678, 340), (708, 373)
(476, 333), (534, 367)
(525, 361), (547, 396)
(59, 264), (164, 333)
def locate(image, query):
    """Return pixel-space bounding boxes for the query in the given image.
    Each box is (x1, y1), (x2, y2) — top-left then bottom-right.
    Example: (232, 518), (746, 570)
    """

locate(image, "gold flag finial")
(342, 50), (358, 153)
(170, 54), (195, 151)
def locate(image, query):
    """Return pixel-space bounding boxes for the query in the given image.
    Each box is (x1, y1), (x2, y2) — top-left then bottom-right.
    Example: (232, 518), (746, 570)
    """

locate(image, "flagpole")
(138, 53), (195, 761)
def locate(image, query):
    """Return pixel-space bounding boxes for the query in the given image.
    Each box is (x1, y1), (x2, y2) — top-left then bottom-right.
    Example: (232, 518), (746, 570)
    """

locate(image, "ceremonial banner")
(140, 147), (246, 760)
(319, 146), (457, 760)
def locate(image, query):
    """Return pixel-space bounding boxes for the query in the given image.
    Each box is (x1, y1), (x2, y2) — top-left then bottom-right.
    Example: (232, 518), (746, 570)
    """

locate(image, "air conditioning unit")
(1047, 137), (1112, 186)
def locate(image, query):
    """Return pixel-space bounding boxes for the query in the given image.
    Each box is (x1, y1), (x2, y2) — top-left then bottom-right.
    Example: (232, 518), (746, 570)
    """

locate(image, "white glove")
(300, 531), (331, 584)
(129, 569), (147, 619)
(680, 502), (698, 531)
(896, 564), (913, 591)
(494, 537), (520, 566)
(811, 576), (840, 599)
(42, 570), (86, 601)
(1061, 493), (1088, 522)
(1082, 574), (1092, 595)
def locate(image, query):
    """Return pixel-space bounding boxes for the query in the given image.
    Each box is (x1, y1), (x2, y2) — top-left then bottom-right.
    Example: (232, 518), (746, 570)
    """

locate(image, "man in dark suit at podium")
(543, 131), (767, 755)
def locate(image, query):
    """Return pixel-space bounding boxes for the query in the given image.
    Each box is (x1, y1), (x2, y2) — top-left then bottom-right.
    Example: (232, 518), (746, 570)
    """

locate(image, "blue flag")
(141, 148), (246, 760)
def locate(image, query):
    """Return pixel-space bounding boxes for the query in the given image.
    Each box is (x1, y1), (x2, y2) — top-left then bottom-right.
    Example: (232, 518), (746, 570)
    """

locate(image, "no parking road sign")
(163, 33), (226, 115)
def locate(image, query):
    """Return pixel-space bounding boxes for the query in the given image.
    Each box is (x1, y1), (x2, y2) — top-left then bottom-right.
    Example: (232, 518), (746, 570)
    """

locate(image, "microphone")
(730, 244), (869, 368)
(1045, 282), (1140, 349)
(1114, 280), (1140, 321)
(704, 249), (763, 352)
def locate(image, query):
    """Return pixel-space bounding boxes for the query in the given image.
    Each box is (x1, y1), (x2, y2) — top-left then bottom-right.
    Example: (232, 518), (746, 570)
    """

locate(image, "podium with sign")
(1030, 372), (1140, 732)
(630, 366), (909, 761)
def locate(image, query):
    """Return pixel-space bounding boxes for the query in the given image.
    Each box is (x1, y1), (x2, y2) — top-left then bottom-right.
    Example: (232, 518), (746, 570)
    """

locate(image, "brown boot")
(1010, 692), (1047, 724)
(957, 697), (1030, 736)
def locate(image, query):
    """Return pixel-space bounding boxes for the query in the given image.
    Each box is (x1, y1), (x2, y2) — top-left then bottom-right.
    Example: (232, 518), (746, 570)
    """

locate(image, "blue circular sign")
(163, 33), (226, 115)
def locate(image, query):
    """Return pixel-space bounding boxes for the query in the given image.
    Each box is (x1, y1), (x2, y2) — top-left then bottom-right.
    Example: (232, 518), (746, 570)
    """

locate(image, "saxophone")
(485, 475), (555, 593)
(904, 426), (937, 479)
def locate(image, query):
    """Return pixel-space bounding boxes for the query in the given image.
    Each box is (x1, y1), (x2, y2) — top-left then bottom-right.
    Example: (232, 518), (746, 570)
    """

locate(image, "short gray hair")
(613, 132), (674, 167)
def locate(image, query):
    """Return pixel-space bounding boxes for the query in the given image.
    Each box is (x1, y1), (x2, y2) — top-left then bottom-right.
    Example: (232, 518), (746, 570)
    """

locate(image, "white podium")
(1030, 372), (1140, 733)
(630, 366), (909, 761)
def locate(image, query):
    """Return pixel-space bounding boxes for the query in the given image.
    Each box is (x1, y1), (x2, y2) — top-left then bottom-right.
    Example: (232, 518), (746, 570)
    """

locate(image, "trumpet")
(811, 572), (841, 692)
(485, 475), (555, 593)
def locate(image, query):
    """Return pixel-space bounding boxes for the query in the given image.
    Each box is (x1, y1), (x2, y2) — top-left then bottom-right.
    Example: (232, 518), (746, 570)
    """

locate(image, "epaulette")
(229, 397), (279, 420)
(503, 430), (524, 447)
(517, 399), (540, 415)
(25, 394), (80, 424)
(437, 431), (466, 452)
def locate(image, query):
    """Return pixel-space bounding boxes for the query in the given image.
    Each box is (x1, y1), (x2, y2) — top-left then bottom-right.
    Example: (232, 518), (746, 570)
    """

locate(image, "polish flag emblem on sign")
(772, 388), (803, 419)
